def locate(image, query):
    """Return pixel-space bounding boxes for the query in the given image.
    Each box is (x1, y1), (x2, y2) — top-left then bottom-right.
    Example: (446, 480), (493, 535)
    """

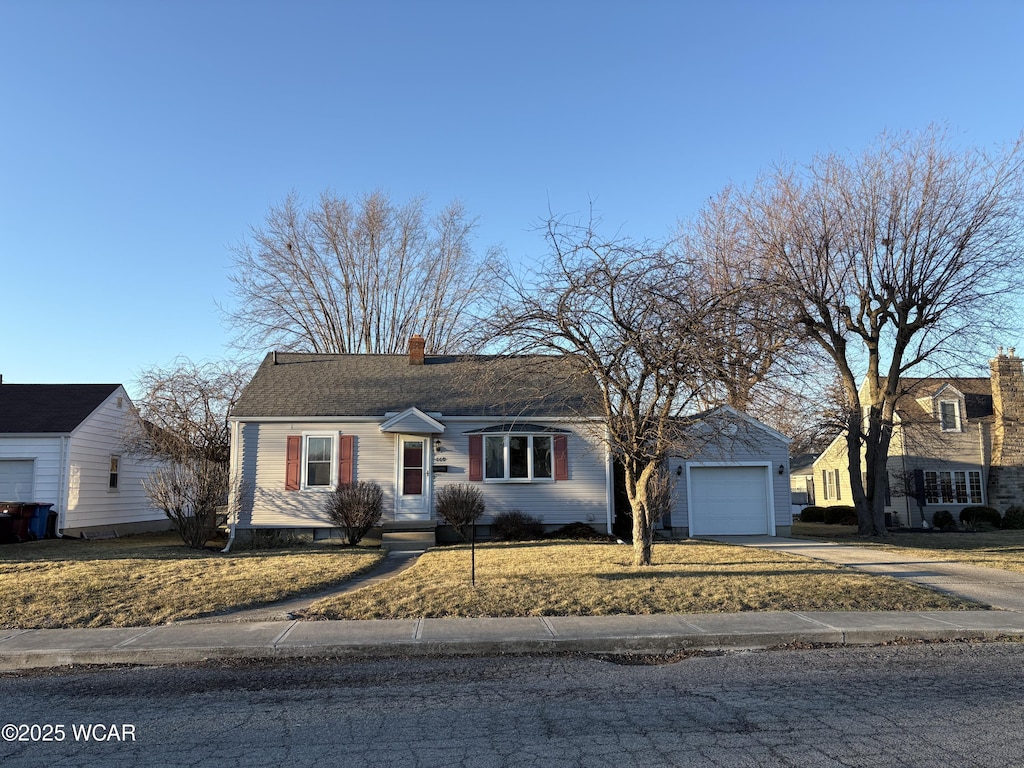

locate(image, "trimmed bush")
(959, 505), (1002, 530)
(1003, 505), (1024, 530)
(324, 481), (384, 545)
(823, 505), (858, 525)
(799, 506), (825, 523)
(490, 510), (545, 541)
(435, 483), (485, 542)
(931, 510), (955, 530)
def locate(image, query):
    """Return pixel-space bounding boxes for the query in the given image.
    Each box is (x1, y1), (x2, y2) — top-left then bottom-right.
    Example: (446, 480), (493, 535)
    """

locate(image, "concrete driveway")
(709, 535), (1024, 612)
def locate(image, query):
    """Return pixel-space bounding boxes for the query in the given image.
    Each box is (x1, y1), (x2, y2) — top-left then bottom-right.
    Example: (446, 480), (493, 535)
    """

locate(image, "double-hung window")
(939, 400), (961, 432)
(303, 434), (335, 488)
(484, 433), (553, 482)
(285, 433), (354, 491)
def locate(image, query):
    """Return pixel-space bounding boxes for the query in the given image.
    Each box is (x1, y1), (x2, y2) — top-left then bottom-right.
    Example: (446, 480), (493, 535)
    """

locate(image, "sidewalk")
(4, 537), (1024, 671)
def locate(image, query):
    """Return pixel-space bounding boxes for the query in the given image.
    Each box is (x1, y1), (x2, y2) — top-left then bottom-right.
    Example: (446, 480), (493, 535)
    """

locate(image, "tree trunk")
(625, 460), (657, 567)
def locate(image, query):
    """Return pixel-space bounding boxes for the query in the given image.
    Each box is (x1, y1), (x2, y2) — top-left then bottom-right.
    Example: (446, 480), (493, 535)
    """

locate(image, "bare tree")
(746, 127), (1024, 535)
(677, 187), (800, 412)
(490, 214), (739, 566)
(128, 358), (250, 548)
(225, 190), (497, 355)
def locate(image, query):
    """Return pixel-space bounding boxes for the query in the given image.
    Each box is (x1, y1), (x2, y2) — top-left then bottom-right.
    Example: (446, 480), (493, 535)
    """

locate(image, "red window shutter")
(554, 435), (568, 481)
(285, 435), (301, 491)
(338, 434), (354, 486)
(468, 435), (483, 481)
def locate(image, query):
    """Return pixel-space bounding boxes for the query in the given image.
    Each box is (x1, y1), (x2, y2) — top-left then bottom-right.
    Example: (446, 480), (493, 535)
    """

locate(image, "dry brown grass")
(793, 522), (1024, 574)
(301, 539), (973, 620)
(0, 533), (385, 628)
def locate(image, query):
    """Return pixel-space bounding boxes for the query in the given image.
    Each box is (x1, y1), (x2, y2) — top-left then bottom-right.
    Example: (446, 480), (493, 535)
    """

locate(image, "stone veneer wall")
(988, 348), (1024, 511)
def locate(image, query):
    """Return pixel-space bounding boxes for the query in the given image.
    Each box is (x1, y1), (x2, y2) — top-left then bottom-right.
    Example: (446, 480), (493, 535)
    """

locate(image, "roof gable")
(231, 353), (603, 419)
(0, 384), (121, 434)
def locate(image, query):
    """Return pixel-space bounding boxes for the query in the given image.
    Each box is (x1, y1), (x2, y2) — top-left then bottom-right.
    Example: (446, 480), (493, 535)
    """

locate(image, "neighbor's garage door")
(689, 465), (770, 535)
(0, 460), (34, 502)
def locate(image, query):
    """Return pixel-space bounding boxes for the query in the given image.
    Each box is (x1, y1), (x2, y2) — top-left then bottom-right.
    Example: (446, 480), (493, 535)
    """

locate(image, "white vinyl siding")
(64, 388), (165, 531)
(235, 419), (609, 529)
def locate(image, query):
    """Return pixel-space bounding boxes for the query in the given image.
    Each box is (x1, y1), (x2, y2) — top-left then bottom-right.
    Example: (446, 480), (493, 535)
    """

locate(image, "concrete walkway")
(5, 537), (1024, 671)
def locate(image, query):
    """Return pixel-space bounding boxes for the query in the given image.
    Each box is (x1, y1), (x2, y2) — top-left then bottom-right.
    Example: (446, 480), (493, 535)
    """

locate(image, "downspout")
(221, 419), (241, 553)
(978, 421), (987, 506)
(56, 434), (70, 537)
(602, 423), (610, 536)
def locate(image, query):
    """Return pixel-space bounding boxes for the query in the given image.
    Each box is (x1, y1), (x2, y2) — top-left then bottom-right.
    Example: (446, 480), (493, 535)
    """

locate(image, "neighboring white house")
(0, 382), (167, 537)
(228, 336), (794, 544)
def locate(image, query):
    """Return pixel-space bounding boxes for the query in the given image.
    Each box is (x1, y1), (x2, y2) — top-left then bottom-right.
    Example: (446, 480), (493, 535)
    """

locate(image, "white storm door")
(396, 436), (430, 520)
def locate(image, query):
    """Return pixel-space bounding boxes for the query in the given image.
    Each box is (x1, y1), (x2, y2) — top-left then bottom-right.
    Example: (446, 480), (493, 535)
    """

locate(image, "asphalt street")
(2, 641), (1023, 767)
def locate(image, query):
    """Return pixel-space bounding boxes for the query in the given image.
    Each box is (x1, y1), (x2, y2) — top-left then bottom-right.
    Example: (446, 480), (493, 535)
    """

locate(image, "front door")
(396, 435), (430, 520)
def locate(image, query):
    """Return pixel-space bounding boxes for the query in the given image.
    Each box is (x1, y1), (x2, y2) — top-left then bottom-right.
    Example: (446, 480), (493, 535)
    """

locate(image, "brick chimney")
(987, 347), (1024, 511)
(409, 334), (426, 366)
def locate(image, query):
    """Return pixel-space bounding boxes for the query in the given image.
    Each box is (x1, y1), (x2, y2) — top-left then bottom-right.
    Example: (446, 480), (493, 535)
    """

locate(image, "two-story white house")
(813, 348), (1024, 526)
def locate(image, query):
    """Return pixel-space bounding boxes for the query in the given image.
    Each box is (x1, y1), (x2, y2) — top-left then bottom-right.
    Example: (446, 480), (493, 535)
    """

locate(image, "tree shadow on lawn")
(592, 566), (854, 581)
(0, 534), (374, 565)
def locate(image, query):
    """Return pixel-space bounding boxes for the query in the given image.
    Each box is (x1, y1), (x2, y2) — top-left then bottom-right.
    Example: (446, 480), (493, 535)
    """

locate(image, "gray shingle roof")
(231, 353), (602, 419)
(897, 377), (994, 422)
(0, 384), (120, 434)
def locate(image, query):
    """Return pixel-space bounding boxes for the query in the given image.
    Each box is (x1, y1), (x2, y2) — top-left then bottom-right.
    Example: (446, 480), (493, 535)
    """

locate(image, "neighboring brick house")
(813, 348), (1024, 526)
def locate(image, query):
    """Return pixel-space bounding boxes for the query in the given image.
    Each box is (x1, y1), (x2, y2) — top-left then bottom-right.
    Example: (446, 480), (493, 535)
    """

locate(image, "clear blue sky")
(2, 0), (1023, 396)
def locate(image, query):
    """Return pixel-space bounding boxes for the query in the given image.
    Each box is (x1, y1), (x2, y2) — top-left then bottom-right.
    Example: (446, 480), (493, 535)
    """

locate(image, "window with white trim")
(484, 434), (553, 482)
(822, 468), (840, 500)
(108, 455), (120, 491)
(304, 434), (335, 488)
(939, 400), (961, 432)
(923, 469), (982, 504)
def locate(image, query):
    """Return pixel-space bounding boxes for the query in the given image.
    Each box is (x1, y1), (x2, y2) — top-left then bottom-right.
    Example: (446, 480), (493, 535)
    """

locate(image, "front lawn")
(792, 522), (1024, 574)
(300, 539), (974, 621)
(0, 533), (385, 629)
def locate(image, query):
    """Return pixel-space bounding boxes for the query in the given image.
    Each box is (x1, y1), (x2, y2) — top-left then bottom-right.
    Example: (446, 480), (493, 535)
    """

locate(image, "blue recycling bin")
(27, 503), (54, 540)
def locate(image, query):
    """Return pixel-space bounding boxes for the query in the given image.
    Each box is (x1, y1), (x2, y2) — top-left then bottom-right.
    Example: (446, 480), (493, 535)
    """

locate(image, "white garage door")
(0, 460), (35, 502)
(689, 465), (770, 535)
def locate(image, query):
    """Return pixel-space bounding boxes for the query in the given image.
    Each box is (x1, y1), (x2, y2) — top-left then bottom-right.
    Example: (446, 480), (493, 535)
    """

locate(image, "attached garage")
(687, 464), (773, 536)
(0, 460), (34, 502)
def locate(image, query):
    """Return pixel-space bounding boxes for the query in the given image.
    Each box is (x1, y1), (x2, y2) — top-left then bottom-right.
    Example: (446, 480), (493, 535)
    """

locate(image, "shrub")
(490, 510), (545, 541)
(548, 522), (617, 541)
(931, 510), (956, 530)
(324, 481), (384, 545)
(1003, 505), (1024, 530)
(823, 505), (858, 525)
(799, 506), (825, 523)
(435, 483), (485, 541)
(959, 505), (1002, 530)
